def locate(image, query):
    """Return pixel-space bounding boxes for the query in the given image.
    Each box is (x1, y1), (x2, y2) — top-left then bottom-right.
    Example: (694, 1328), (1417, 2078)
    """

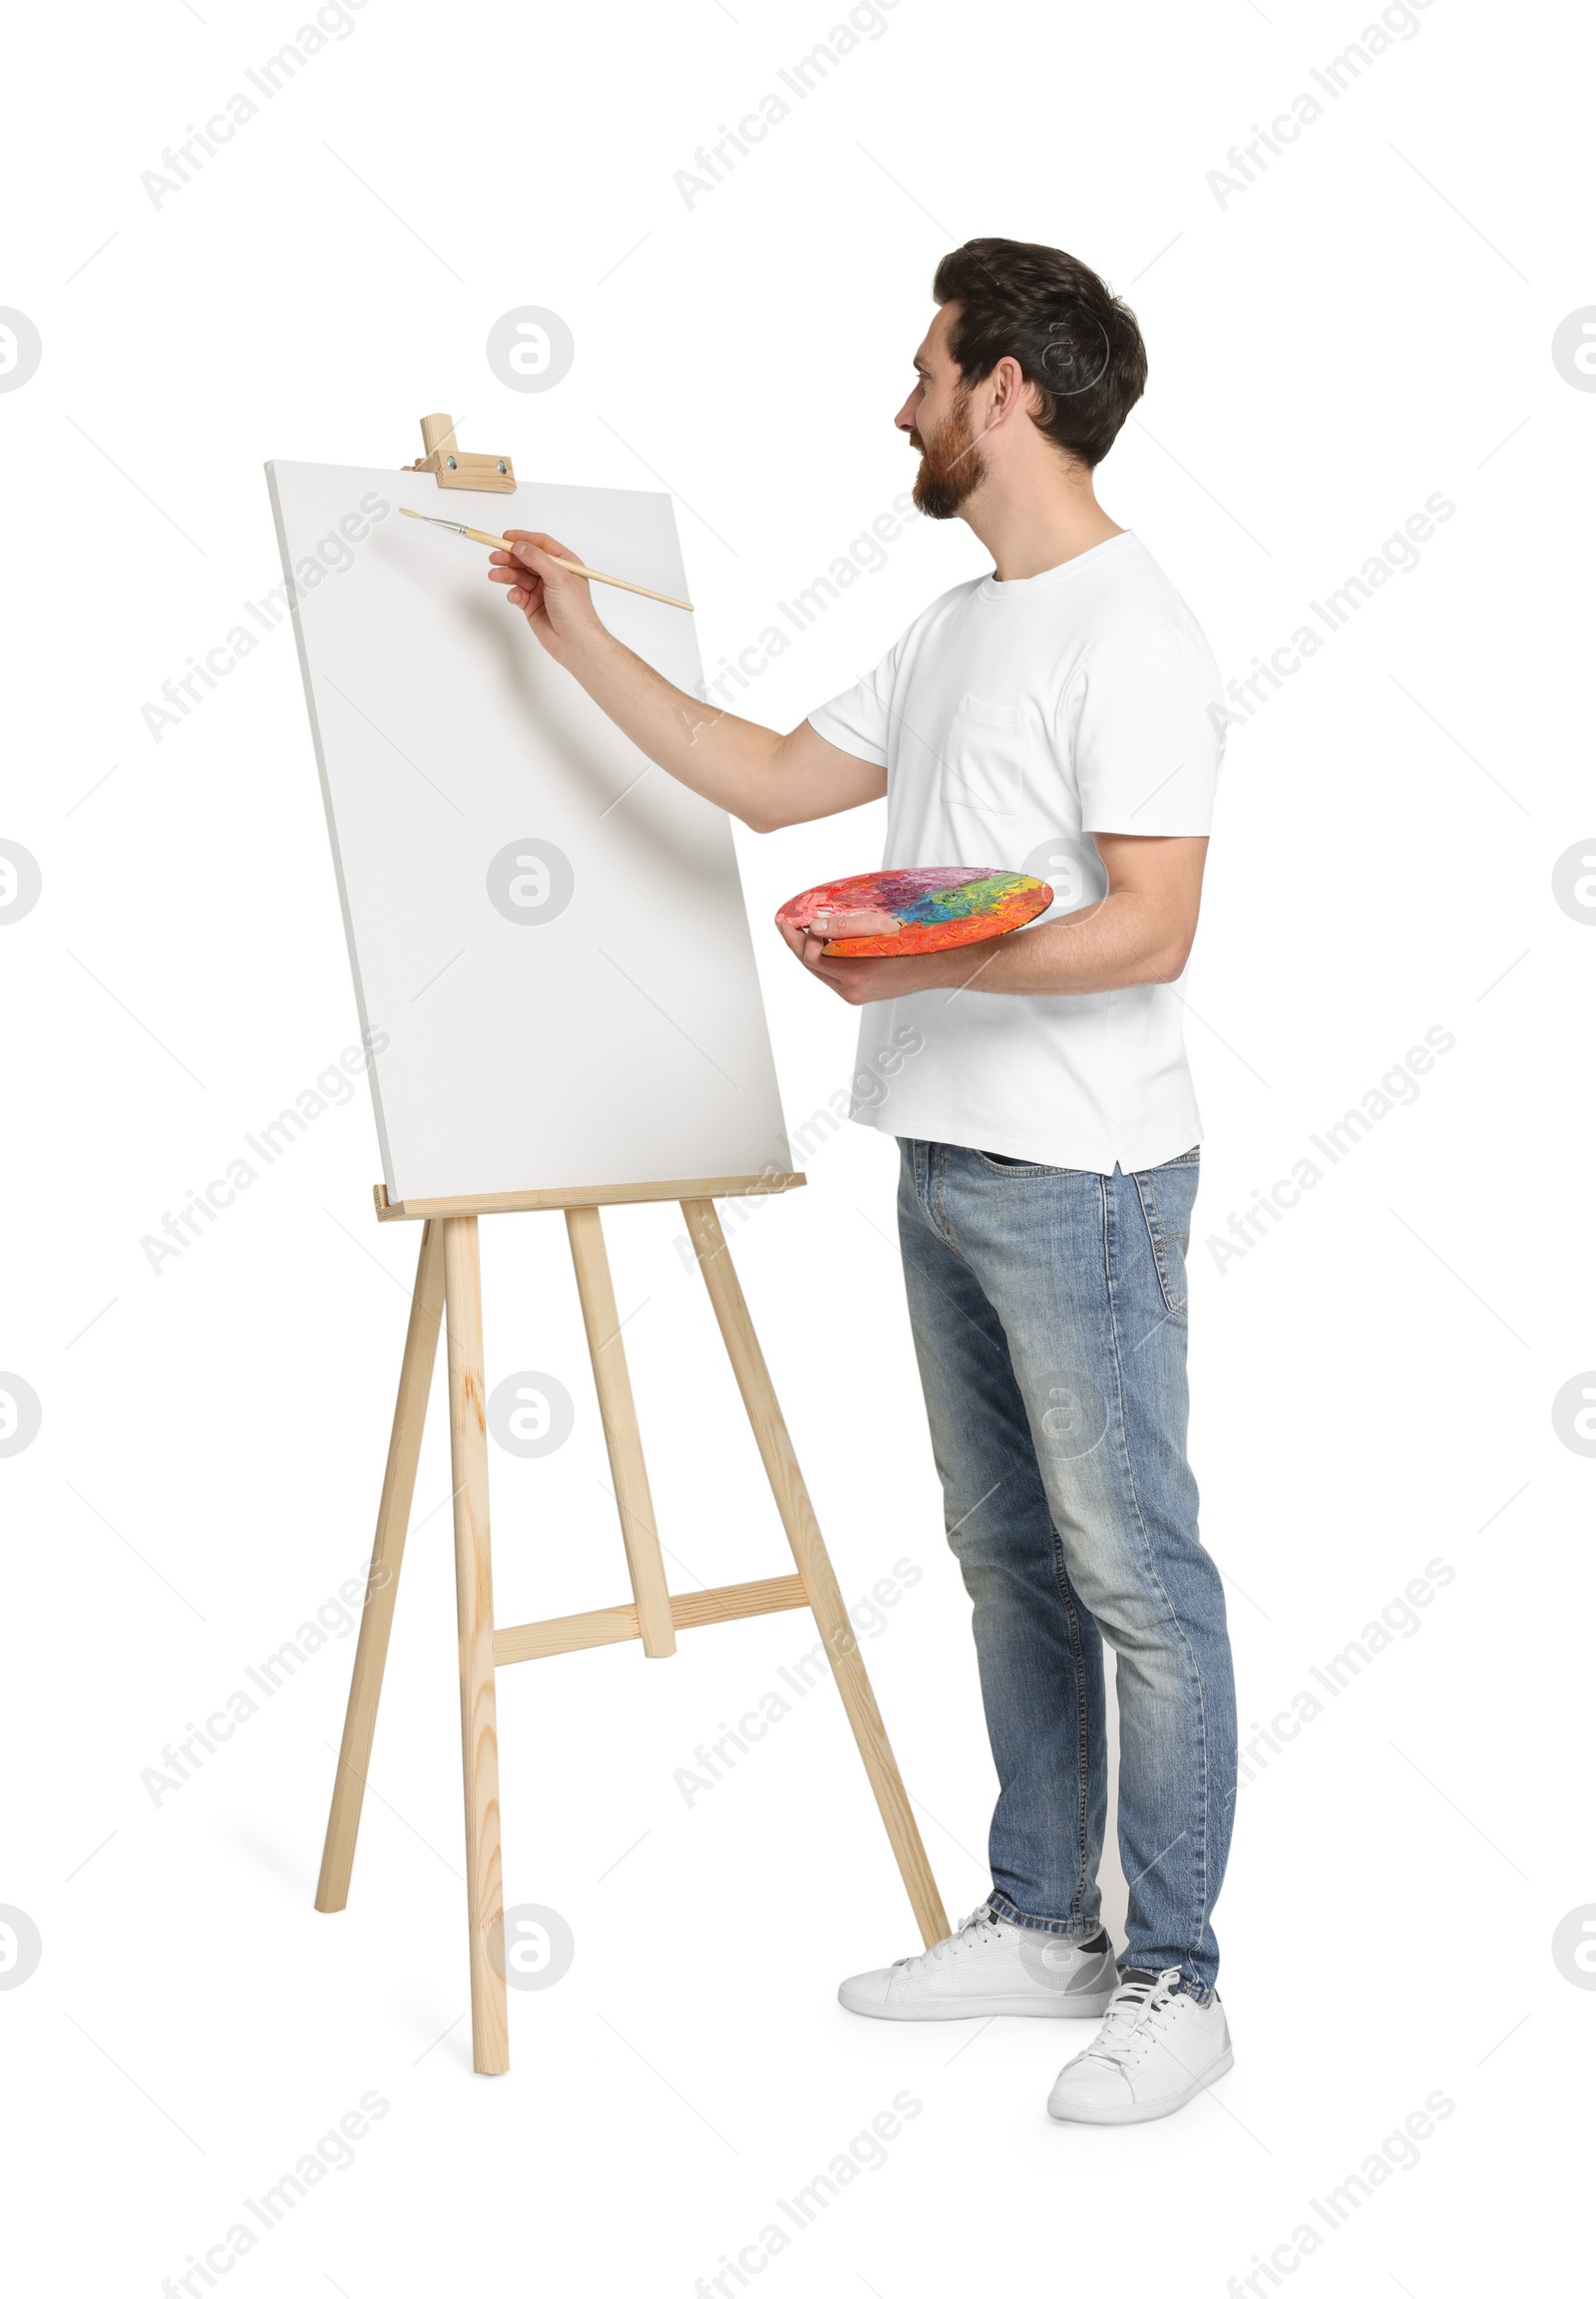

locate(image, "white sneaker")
(1046, 1966), (1234, 2124)
(839, 1905), (1118, 2021)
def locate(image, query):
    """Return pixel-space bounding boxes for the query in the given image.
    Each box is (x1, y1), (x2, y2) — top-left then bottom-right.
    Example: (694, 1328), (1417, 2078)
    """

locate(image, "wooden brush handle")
(472, 529), (692, 611)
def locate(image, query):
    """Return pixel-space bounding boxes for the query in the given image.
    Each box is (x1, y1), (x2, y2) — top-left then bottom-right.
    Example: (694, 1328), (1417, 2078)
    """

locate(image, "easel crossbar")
(493, 1572), (809, 1667)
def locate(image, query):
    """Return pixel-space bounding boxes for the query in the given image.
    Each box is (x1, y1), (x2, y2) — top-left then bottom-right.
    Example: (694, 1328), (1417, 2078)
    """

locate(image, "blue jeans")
(896, 1139), (1236, 1999)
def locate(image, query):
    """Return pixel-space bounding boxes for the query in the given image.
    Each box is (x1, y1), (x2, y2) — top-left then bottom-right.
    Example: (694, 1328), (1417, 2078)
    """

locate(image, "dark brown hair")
(931, 238), (1147, 468)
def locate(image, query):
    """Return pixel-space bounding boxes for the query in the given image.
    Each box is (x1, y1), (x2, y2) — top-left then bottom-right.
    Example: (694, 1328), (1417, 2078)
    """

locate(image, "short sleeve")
(1064, 632), (1224, 835)
(805, 630), (909, 770)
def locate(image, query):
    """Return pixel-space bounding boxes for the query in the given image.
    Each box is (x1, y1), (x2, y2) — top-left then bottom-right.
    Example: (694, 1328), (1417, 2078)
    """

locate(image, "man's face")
(896, 303), (986, 520)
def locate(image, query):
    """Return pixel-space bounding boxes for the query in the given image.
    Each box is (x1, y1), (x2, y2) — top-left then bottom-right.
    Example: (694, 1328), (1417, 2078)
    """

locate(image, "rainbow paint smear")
(776, 867), (1053, 957)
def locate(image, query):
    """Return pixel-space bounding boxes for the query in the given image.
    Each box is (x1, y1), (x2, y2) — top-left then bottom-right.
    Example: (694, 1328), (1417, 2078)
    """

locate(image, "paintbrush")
(399, 505), (693, 610)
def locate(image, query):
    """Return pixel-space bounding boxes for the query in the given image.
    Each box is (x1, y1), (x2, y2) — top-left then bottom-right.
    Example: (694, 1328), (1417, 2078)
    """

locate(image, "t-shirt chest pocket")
(940, 692), (1028, 817)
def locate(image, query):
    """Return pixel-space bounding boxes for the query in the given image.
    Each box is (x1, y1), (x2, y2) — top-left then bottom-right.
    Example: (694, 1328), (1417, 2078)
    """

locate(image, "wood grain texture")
(413, 411), (516, 491)
(679, 1199), (950, 1948)
(494, 1572), (810, 1667)
(565, 1205), (676, 1657)
(443, 1216), (509, 2075)
(374, 1173), (804, 1222)
(316, 1220), (445, 1913)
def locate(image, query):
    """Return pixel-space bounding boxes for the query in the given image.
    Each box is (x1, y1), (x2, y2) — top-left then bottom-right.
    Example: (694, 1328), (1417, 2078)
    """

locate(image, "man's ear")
(988, 354), (1034, 428)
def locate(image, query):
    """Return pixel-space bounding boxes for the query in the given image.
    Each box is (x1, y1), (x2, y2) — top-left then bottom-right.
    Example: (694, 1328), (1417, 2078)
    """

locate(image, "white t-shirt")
(805, 532), (1224, 1175)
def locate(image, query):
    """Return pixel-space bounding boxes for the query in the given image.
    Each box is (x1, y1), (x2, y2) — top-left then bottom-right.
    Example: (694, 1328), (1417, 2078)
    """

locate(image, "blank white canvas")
(265, 460), (790, 1202)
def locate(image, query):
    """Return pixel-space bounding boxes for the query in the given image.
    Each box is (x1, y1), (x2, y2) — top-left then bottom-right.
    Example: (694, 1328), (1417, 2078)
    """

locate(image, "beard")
(912, 387), (987, 520)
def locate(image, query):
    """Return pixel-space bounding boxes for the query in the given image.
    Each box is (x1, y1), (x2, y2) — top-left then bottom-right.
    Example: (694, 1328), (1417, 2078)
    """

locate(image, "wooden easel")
(313, 424), (947, 2075)
(316, 1175), (949, 2073)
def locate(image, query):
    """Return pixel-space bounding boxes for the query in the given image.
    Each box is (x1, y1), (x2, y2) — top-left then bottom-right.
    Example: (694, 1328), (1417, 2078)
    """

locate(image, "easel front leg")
(443, 1216), (509, 2076)
(317, 1219), (446, 1913)
(680, 1200), (950, 1948)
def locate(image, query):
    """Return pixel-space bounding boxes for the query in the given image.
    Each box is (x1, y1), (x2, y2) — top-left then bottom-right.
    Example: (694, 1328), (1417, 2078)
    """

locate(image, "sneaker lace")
(893, 1905), (997, 1971)
(1080, 1966), (1184, 2069)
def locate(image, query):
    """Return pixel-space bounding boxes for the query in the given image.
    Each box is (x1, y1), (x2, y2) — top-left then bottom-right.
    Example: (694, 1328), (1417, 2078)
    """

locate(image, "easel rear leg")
(565, 1204), (676, 1656)
(316, 1219), (445, 1913)
(680, 1199), (949, 1947)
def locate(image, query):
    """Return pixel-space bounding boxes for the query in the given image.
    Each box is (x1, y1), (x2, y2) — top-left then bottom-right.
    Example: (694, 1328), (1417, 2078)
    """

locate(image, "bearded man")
(488, 238), (1238, 2126)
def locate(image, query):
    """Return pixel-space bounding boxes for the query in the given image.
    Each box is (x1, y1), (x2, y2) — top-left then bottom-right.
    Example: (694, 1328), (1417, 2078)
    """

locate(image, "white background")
(2, 0), (1591, 2293)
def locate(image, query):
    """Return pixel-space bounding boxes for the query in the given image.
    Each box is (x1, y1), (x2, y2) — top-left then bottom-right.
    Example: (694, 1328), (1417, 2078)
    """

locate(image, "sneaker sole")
(1046, 2047), (1235, 2124)
(839, 1985), (1119, 2022)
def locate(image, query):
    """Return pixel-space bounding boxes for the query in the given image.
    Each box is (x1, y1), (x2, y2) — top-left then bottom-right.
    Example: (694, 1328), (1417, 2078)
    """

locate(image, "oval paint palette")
(776, 867), (1053, 957)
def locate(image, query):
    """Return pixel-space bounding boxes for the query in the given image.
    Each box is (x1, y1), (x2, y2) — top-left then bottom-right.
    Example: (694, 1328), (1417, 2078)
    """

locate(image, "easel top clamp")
(406, 410), (517, 492)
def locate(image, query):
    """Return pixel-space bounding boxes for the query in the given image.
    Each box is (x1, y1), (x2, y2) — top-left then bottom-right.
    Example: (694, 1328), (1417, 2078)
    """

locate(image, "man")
(488, 236), (1237, 2126)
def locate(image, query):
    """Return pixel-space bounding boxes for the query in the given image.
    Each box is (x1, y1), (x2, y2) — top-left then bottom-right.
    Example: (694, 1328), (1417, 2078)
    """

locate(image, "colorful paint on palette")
(775, 867), (1053, 957)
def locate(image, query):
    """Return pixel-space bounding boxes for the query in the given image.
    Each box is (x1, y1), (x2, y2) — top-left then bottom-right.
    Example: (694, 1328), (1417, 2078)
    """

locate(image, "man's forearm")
(561, 625), (787, 825)
(923, 891), (1193, 997)
(496, 536), (888, 827)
